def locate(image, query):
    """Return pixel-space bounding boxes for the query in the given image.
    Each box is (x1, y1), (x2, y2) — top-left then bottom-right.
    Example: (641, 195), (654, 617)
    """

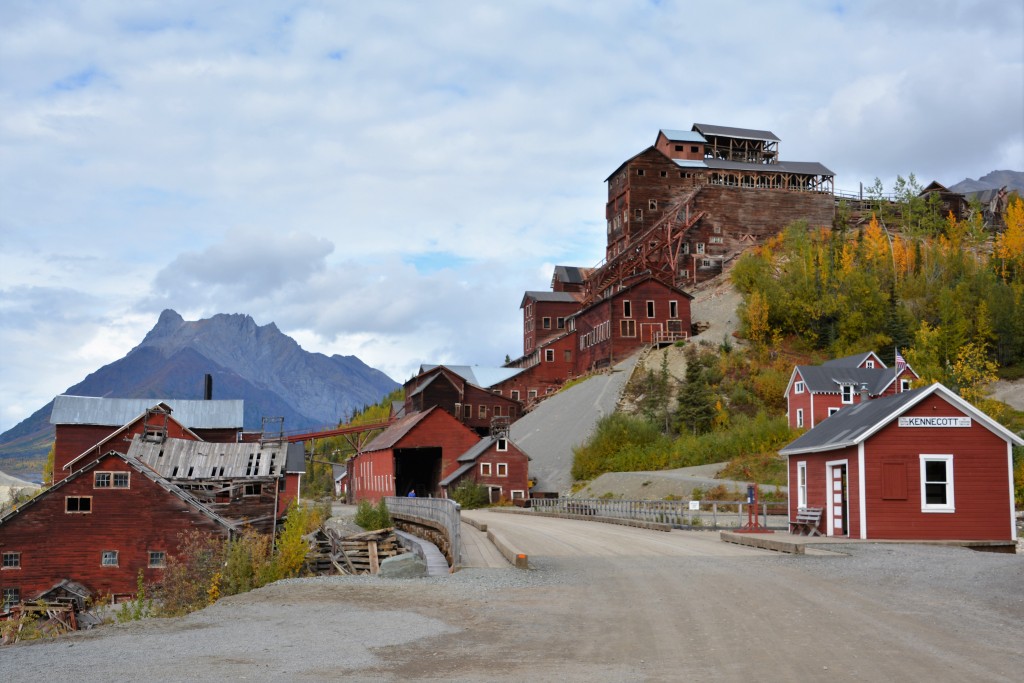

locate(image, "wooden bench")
(789, 507), (823, 536)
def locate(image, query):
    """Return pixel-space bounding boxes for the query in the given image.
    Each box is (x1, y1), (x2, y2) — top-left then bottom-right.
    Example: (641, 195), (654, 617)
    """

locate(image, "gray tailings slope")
(510, 354), (639, 494)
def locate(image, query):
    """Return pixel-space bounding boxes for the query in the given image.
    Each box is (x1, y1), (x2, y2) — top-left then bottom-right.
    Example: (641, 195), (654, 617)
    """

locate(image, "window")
(542, 317), (551, 329)
(623, 300), (632, 318)
(635, 209), (643, 220)
(710, 236), (723, 244)
(865, 360), (875, 368)
(94, 472), (111, 488)
(2, 552), (20, 569)
(464, 404), (472, 419)
(479, 462), (492, 476)
(528, 389), (538, 399)
(681, 243), (689, 254)
(511, 490), (526, 500)
(669, 301), (678, 319)
(674, 144), (683, 152)
(66, 496), (92, 513)
(701, 259), (713, 268)
(828, 407), (840, 416)
(901, 379), (912, 392)
(796, 462), (808, 509)
(496, 438), (508, 452)
(646, 301), (655, 318)
(2, 588), (19, 608)
(680, 269), (689, 278)
(545, 349), (554, 362)
(113, 472), (129, 488)
(244, 483), (262, 497)
(496, 463), (508, 477)
(649, 199), (657, 210)
(494, 405), (502, 417)
(796, 409), (804, 428)
(690, 145), (699, 153)
(713, 225), (721, 234)
(841, 385), (854, 404)
(148, 551), (167, 568)
(621, 320), (636, 337)
(556, 317), (565, 329)
(920, 455), (954, 512)
(696, 243), (705, 254)
(479, 405), (488, 419)
(510, 390), (520, 401)
(101, 550), (119, 567)
(794, 381), (805, 394)
(660, 170), (667, 177)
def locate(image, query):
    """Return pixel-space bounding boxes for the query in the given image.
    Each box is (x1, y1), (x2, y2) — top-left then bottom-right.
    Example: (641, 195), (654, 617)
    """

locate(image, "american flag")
(895, 349), (907, 372)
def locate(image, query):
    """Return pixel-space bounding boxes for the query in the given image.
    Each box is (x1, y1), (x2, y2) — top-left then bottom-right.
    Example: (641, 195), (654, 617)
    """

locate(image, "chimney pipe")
(204, 374), (213, 400)
(859, 383), (869, 402)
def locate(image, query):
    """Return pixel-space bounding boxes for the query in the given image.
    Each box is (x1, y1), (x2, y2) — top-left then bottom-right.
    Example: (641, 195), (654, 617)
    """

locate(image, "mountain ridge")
(0, 310), (399, 474)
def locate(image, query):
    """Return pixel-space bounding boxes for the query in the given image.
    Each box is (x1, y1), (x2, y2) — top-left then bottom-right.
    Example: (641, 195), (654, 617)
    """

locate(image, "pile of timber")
(2, 603), (78, 644)
(306, 526), (408, 576)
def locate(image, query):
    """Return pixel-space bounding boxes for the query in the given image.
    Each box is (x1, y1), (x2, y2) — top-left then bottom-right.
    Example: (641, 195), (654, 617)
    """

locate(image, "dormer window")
(841, 385), (854, 404)
(794, 381), (805, 394)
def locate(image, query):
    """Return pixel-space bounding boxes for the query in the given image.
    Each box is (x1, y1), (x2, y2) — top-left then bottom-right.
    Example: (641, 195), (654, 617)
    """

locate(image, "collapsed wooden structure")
(306, 527), (408, 575)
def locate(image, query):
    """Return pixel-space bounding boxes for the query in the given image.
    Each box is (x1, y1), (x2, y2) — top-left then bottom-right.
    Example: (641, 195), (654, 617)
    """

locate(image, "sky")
(1, 0), (1022, 433)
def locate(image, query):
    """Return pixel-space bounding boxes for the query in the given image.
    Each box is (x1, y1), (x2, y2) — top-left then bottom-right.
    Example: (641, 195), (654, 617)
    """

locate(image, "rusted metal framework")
(582, 189), (704, 307)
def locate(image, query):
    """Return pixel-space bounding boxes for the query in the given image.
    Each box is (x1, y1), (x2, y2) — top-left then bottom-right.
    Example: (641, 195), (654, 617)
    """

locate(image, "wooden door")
(830, 464), (848, 536)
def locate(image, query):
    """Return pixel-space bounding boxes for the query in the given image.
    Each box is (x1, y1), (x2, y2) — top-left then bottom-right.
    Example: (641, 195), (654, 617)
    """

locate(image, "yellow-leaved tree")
(995, 197), (1024, 281)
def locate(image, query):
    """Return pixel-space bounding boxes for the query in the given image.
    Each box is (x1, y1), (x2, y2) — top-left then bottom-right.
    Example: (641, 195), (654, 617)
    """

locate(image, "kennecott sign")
(898, 416), (972, 428)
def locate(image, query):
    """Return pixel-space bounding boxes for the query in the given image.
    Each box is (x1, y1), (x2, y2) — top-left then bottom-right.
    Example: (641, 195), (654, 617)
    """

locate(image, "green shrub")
(354, 499), (392, 530)
(116, 571), (154, 623)
(449, 480), (490, 509)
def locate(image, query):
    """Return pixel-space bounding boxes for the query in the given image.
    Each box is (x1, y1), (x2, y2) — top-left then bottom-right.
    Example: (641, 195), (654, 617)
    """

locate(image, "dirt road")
(4, 511), (1021, 682)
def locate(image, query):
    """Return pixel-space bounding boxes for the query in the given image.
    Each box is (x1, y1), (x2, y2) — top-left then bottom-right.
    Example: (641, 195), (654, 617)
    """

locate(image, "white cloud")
(1, 0), (1021, 432)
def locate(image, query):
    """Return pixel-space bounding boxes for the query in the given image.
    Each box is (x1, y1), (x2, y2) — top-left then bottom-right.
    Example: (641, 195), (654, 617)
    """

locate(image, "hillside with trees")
(573, 181), (1024, 502)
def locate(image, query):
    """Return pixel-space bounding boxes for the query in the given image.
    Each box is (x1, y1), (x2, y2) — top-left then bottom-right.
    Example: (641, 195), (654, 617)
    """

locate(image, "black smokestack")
(204, 374), (213, 400)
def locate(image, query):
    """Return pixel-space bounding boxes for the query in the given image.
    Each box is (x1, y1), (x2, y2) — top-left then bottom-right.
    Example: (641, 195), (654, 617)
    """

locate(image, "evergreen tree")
(675, 346), (715, 436)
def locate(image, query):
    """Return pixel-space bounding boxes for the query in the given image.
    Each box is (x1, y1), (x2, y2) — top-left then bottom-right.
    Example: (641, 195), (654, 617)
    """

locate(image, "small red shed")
(440, 434), (531, 503)
(780, 383), (1021, 542)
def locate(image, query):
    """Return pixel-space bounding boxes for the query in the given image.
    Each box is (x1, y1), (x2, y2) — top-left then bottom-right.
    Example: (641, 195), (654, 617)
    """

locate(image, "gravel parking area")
(4, 516), (1021, 682)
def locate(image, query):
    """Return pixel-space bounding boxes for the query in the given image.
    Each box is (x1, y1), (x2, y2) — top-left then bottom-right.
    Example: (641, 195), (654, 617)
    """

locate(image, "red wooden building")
(503, 330), (580, 404)
(785, 352), (920, 429)
(521, 291), (581, 356)
(440, 434), (531, 503)
(126, 436), (307, 528)
(349, 406), (483, 502)
(780, 383), (1021, 542)
(0, 450), (235, 606)
(51, 395), (244, 482)
(403, 365), (524, 435)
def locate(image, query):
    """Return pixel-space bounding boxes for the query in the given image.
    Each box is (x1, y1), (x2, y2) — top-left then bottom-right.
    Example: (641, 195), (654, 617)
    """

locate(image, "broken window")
(496, 463), (508, 477)
(94, 472), (111, 488)
(2, 552), (20, 568)
(113, 472), (129, 488)
(243, 483), (262, 497)
(148, 551), (167, 568)
(2, 588), (19, 609)
(101, 550), (118, 567)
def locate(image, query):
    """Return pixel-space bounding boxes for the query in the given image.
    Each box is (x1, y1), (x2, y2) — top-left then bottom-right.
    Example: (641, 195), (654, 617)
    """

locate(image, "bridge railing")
(384, 497), (462, 565)
(528, 497), (789, 530)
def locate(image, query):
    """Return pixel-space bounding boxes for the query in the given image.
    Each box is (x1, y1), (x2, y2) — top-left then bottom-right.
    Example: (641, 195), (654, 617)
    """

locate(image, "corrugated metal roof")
(439, 461), (475, 487)
(822, 352), (882, 368)
(673, 159), (708, 168)
(552, 265), (592, 284)
(361, 409), (435, 453)
(659, 129), (707, 143)
(703, 159), (834, 176)
(693, 123), (780, 142)
(521, 290), (579, 304)
(417, 365), (524, 389)
(795, 366), (898, 395)
(50, 395), (244, 429)
(127, 435), (294, 479)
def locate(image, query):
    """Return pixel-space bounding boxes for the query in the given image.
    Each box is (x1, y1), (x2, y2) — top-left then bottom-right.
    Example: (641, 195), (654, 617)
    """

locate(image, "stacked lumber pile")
(306, 527), (408, 576)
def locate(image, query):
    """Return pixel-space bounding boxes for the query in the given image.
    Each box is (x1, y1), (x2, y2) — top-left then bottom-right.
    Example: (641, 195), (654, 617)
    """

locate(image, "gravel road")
(3, 511), (1021, 682)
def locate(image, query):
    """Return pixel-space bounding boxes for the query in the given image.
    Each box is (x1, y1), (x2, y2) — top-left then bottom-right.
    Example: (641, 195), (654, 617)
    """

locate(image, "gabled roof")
(822, 352), (885, 368)
(440, 435), (529, 487)
(417, 364), (525, 389)
(51, 395), (244, 428)
(692, 123), (780, 142)
(520, 290), (580, 307)
(658, 129), (707, 143)
(0, 450), (237, 532)
(780, 383), (1024, 456)
(127, 435), (296, 479)
(551, 265), (593, 286)
(361, 408), (437, 453)
(794, 365), (899, 396)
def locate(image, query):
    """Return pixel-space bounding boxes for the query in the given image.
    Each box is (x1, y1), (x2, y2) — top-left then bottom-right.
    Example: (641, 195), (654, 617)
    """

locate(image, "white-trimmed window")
(528, 389), (537, 399)
(901, 379), (912, 392)
(479, 462), (492, 477)
(865, 360), (875, 368)
(796, 462), (808, 509)
(511, 490), (526, 500)
(623, 300), (632, 318)
(828, 407), (840, 416)
(796, 409), (804, 428)
(2, 552), (20, 569)
(649, 199), (657, 210)
(920, 455), (954, 512)
(101, 550), (119, 567)
(94, 472), (111, 488)
(496, 463), (508, 477)
(542, 317), (551, 329)
(479, 405), (488, 419)
(545, 349), (554, 362)
(669, 300), (678, 319)
(510, 390), (520, 401)
(794, 381), (805, 394)
(557, 317), (565, 329)
(148, 551), (166, 568)
(496, 438), (508, 452)
(696, 243), (705, 254)
(841, 385), (854, 404)
(113, 472), (129, 488)
(646, 301), (655, 318)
